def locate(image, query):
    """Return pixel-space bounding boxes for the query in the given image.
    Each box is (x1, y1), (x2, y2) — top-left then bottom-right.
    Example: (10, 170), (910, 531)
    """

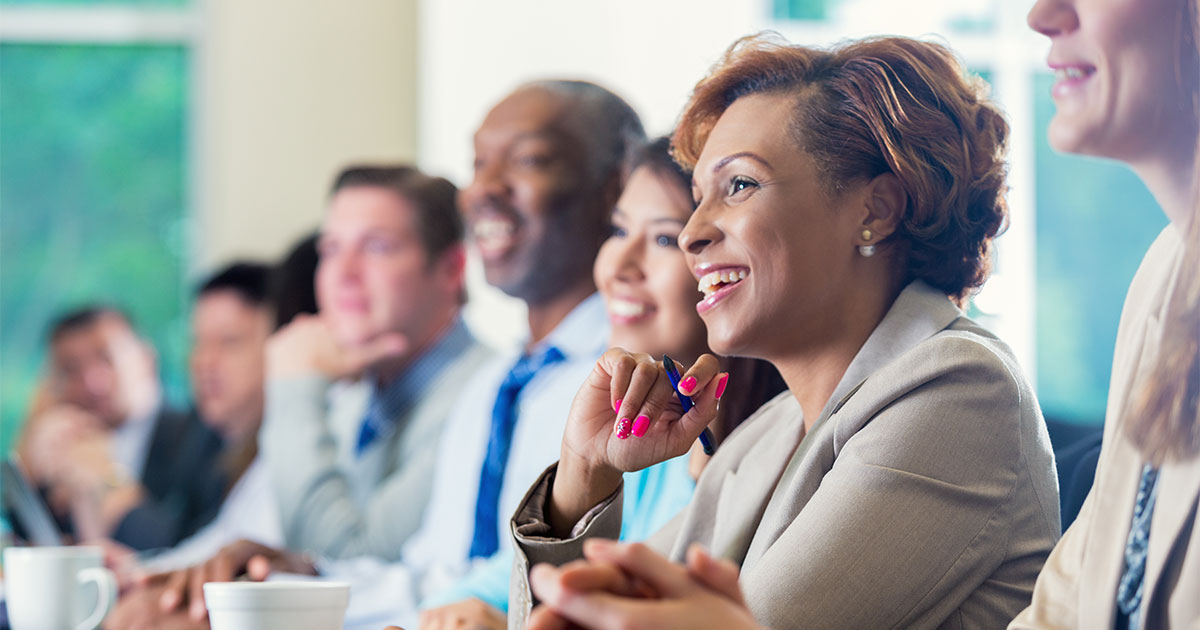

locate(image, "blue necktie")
(468, 345), (565, 559)
(1116, 463), (1160, 629)
(355, 387), (391, 456)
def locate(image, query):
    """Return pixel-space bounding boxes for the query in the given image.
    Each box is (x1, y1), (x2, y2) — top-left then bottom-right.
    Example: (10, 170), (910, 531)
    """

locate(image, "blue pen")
(662, 354), (716, 455)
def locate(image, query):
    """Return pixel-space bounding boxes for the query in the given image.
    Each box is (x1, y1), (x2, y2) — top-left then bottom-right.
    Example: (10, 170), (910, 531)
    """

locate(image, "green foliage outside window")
(0, 43), (190, 452)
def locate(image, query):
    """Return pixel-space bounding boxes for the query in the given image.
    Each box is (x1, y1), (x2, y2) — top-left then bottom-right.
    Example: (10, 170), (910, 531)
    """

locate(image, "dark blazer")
(111, 405), (227, 550)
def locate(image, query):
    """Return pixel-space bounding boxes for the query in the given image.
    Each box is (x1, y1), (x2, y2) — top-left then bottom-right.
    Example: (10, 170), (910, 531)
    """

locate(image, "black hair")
(197, 262), (273, 307)
(271, 232), (320, 330)
(629, 136), (692, 199)
(47, 305), (132, 343)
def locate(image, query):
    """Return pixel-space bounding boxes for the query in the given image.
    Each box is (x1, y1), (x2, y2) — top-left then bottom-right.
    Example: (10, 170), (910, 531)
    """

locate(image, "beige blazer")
(1010, 226), (1198, 630)
(511, 281), (1061, 630)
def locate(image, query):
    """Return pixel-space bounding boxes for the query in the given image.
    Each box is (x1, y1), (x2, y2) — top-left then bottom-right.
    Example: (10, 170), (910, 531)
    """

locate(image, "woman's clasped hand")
(527, 540), (759, 630)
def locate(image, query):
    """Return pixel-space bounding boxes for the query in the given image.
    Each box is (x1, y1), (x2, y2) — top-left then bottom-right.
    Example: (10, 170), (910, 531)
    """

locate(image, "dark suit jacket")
(111, 406), (227, 550)
(17, 406), (225, 550)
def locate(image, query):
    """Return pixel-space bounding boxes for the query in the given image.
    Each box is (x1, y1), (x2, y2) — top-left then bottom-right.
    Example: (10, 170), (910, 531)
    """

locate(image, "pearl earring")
(859, 228), (875, 257)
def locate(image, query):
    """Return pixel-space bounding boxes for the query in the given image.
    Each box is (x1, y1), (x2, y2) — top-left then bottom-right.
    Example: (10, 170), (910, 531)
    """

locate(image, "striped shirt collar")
(365, 316), (476, 434)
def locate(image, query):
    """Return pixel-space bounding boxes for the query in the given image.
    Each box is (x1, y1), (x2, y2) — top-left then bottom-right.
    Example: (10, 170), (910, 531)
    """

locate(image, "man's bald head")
(461, 81), (645, 304)
(519, 80), (645, 188)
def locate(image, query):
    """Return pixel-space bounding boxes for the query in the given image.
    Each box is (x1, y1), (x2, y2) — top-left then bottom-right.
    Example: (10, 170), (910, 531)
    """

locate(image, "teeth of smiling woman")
(698, 270), (748, 296)
(610, 299), (646, 317)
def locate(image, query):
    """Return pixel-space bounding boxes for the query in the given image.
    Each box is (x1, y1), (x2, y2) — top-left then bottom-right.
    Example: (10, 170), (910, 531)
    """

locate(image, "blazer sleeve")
(112, 500), (187, 550)
(508, 463), (692, 628)
(260, 375), (436, 560)
(1007, 490), (1091, 629)
(511, 464), (625, 565)
(508, 464), (624, 627)
(113, 481), (228, 551)
(740, 337), (1051, 630)
(112, 416), (227, 551)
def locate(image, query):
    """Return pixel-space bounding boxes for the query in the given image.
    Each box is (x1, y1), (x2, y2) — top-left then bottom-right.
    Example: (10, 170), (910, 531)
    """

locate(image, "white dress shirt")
(109, 403), (160, 480)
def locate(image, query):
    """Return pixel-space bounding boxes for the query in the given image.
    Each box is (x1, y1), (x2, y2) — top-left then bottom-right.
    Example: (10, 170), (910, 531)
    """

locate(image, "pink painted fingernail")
(615, 418), (633, 439)
(613, 399), (622, 413)
(632, 415), (650, 437)
(714, 374), (729, 400)
(679, 376), (697, 395)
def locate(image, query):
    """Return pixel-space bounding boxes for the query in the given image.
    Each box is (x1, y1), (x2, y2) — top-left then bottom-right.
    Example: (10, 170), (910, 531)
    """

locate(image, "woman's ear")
(860, 172), (907, 241)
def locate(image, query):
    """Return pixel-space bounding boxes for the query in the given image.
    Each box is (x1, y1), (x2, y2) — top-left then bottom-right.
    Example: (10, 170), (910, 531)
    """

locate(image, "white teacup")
(203, 581), (350, 630)
(3, 546), (117, 630)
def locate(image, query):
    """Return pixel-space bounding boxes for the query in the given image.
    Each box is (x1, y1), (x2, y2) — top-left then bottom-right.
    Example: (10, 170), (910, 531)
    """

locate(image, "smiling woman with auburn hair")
(506, 32), (1059, 630)
(673, 34), (1010, 306)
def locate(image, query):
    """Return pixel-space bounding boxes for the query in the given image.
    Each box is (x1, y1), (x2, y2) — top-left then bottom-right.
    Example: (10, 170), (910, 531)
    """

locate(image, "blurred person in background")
(1009, 0), (1200, 626)
(135, 261), (284, 572)
(115, 79), (649, 630)
(190, 263), (273, 455)
(15, 306), (223, 551)
(255, 165), (492, 562)
(106, 164), (492, 626)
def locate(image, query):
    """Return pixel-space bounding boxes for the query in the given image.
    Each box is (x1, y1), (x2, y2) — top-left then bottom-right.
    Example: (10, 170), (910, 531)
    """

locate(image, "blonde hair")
(1124, 0), (1200, 464)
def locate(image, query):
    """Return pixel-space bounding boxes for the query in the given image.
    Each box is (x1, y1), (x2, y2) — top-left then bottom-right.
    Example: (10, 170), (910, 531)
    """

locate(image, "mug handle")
(75, 566), (118, 630)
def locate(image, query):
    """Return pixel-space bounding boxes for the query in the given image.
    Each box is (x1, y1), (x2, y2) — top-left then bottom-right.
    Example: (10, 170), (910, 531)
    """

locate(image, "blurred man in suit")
(16, 306), (222, 550)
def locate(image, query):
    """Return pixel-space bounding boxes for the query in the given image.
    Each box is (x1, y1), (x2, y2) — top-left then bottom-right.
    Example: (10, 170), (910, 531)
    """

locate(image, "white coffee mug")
(203, 581), (350, 630)
(3, 546), (117, 630)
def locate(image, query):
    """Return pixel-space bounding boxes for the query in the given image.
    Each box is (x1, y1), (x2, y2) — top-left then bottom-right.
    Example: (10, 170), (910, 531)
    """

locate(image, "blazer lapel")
(707, 400), (807, 565)
(1079, 434), (1142, 629)
(139, 407), (176, 491)
(739, 409), (832, 569)
(821, 282), (961, 421)
(1141, 454), (1200, 617)
(1079, 296), (1173, 628)
(734, 282), (962, 569)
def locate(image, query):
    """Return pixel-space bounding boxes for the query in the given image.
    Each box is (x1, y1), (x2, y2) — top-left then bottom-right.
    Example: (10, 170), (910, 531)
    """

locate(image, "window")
(0, 4), (196, 454)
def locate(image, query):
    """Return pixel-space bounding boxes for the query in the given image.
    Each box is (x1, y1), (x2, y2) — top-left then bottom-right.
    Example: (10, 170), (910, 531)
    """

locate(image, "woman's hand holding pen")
(549, 349), (727, 536)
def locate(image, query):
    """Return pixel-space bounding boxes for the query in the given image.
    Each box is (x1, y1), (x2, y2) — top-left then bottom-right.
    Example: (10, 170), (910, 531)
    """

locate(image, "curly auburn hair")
(672, 33), (1009, 303)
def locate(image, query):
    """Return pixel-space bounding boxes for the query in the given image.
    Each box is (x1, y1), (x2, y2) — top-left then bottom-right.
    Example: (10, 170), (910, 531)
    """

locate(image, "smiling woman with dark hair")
(509, 33), (1060, 630)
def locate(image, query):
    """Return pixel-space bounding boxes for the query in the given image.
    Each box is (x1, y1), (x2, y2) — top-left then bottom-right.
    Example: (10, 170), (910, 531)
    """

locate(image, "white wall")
(418, 0), (764, 349)
(196, 0), (419, 270)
